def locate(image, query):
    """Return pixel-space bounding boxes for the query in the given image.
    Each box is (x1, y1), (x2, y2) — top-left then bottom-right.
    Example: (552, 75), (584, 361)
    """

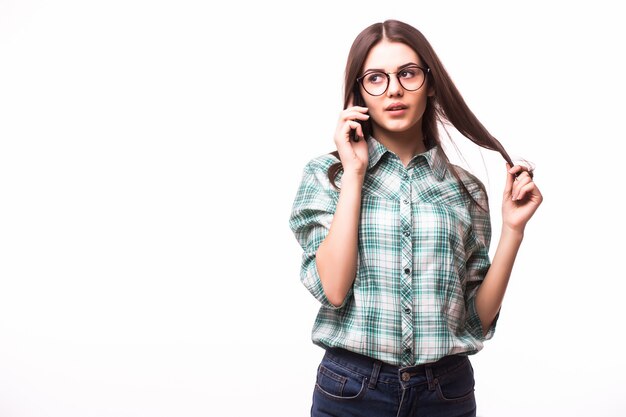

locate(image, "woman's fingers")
(333, 105), (370, 173)
(514, 181), (537, 202)
(341, 108), (370, 122)
(506, 164), (535, 201)
(502, 163), (543, 231)
(508, 163), (534, 178)
(504, 163), (514, 198)
(335, 107), (369, 144)
(511, 173), (533, 201)
(349, 120), (364, 141)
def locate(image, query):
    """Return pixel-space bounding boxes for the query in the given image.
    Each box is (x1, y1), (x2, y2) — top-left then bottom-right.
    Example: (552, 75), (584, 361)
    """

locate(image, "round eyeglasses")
(356, 65), (430, 96)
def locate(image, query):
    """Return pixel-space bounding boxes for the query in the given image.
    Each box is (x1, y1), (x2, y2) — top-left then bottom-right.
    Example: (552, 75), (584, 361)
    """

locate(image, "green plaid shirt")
(289, 137), (497, 367)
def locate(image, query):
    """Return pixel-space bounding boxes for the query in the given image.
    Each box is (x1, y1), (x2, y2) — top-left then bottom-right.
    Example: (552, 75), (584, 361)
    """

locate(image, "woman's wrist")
(340, 170), (366, 185)
(500, 224), (525, 242)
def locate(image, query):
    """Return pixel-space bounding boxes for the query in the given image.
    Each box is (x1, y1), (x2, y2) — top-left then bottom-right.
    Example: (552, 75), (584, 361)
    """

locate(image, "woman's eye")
(399, 69), (417, 79)
(366, 73), (385, 84)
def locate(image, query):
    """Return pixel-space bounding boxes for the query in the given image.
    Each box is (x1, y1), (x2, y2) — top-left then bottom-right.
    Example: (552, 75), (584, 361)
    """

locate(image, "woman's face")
(359, 40), (434, 141)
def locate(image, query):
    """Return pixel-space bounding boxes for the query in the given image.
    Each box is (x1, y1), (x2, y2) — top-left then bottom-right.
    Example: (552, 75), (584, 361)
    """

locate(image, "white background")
(1, 1), (624, 416)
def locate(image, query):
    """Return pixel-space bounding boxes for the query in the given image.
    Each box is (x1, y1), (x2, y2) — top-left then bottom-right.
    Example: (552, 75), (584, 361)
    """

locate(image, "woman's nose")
(386, 75), (403, 96)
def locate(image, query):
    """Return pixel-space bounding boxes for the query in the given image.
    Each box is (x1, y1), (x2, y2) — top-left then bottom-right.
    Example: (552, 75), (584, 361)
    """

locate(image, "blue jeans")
(311, 348), (477, 417)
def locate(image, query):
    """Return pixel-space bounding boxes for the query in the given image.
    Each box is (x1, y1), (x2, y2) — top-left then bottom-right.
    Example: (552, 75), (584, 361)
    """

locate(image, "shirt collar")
(366, 136), (448, 181)
(367, 136), (389, 170)
(417, 146), (448, 181)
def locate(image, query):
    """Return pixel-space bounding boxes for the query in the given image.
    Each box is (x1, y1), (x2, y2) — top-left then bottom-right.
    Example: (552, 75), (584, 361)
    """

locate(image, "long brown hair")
(328, 20), (515, 208)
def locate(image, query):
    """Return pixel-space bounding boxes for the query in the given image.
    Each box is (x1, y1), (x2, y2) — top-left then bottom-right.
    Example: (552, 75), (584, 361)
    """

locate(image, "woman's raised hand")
(502, 163), (543, 233)
(334, 101), (370, 178)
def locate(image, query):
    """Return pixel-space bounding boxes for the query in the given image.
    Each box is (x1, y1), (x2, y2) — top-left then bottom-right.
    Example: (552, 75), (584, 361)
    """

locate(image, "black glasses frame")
(356, 66), (431, 96)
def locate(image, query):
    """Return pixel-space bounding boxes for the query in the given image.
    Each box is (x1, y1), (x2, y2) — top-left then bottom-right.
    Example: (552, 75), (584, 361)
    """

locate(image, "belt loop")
(425, 365), (436, 391)
(368, 361), (382, 389)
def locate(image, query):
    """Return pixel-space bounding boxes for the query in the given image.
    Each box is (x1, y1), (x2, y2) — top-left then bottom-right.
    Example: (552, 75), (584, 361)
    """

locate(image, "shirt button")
(404, 307), (412, 314)
(404, 268), (411, 274)
(401, 372), (411, 382)
(403, 173), (409, 180)
(403, 231), (410, 237)
(403, 199), (409, 205)
(404, 347), (412, 354)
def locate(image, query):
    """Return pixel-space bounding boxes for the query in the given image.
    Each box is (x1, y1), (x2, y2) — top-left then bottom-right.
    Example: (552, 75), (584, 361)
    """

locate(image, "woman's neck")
(372, 124), (427, 167)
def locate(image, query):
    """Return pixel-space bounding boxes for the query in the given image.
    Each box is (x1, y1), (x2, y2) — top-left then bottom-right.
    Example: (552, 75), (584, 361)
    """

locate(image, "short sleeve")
(462, 180), (498, 341)
(289, 160), (349, 309)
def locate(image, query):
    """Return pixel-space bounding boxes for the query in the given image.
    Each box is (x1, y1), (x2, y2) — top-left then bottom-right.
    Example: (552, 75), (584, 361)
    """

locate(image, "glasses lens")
(361, 72), (388, 96)
(359, 67), (427, 96)
(397, 66), (426, 91)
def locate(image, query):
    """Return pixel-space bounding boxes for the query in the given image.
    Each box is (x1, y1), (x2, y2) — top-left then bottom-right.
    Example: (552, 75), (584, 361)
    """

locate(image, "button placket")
(399, 168), (414, 365)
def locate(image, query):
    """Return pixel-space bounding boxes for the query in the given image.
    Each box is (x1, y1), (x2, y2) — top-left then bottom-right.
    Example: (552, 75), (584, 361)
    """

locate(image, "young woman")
(289, 19), (542, 417)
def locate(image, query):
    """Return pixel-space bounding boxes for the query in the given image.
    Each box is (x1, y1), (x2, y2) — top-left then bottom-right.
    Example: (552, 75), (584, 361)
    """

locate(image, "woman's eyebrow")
(362, 62), (420, 73)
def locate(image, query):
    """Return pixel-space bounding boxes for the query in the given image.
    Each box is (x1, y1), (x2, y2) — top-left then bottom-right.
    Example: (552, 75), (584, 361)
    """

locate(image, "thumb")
(503, 163), (515, 199)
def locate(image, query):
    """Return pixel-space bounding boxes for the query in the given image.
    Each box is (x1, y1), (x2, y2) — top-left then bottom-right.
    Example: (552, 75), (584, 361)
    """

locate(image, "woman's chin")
(382, 123), (417, 135)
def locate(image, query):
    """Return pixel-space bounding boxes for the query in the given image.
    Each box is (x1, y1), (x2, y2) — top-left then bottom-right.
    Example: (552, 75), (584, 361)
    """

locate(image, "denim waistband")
(323, 347), (469, 383)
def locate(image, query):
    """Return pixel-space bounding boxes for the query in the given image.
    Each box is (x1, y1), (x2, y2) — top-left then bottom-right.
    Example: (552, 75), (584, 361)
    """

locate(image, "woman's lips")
(386, 108), (407, 117)
(385, 103), (408, 116)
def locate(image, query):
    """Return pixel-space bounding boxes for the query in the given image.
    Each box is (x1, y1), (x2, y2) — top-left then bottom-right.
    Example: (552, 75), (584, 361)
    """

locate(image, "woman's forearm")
(475, 225), (524, 335)
(315, 172), (364, 307)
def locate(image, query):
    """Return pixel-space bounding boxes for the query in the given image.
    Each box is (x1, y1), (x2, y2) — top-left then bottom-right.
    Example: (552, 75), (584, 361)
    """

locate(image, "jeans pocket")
(314, 360), (367, 400)
(434, 358), (475, 403)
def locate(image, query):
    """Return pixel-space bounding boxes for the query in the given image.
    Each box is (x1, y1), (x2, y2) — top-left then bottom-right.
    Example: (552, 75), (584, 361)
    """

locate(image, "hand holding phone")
(334, 104), (370, 175)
